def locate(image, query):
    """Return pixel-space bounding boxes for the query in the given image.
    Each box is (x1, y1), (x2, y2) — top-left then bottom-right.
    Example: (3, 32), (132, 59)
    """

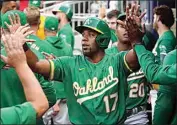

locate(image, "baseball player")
(43, 16), (73, 57)
(106, 13), (149, 124)
(28, 0), (46, 40)
(52, 5), (75, 49)
(106, 9), (120, 47)
(0, 9), (56, 110)
(16, 11), (146, 123)
(151, 5), (176, 124)
(133, 44), (177, 125)
(42, 16), (73, 125)
(1, 24), (48, 124)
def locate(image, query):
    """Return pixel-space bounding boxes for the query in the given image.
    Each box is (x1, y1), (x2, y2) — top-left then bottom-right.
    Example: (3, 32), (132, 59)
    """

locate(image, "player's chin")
(82, 50), (91, 56)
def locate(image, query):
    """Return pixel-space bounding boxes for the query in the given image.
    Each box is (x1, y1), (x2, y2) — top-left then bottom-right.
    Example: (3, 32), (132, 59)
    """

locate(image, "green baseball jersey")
(105, 46), (148, 110)
(152, 30), (176, 64)
(126, 69), (148, 109)
(44, 36), (73, 57)
(1, 48), (56, 108)
(105, 46), (119, 54)
(153, 49), (177, 125)
(49, 52), (131, 124)
(143, 31), (156, 51)
(1, 102), (36, 124)
(110, 29), (118, 43)
(44, 36), (73, 99)
(57, 23), (75, 49)
(159, 49), (177, 94)
(134, 45), (177, 85)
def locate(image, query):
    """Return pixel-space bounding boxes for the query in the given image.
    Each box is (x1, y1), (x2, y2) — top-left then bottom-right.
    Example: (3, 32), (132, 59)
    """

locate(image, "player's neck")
(117, 41), (132, 51)
(30, 25), (38, 35)
(157, 25), (170, 37)
(59, 19), (69, 29)
(86, 51), (105, 63)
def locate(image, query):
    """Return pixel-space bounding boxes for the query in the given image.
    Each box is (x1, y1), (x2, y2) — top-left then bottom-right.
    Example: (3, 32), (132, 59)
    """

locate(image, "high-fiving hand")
(117, 4), (146, 46)
(1, 14), (35, 68)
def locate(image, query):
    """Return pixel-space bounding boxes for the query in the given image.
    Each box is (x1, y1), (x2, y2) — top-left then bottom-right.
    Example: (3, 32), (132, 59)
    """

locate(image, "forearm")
(134, 45), (176, 85)
(25, 49), (39, 72)
(25, 49), (50, 78)
(15, 64), (49, 117)
(125, 49), (140, 71)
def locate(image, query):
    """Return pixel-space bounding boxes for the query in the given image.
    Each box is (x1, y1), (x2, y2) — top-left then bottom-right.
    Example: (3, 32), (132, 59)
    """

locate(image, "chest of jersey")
(62, 55), (128, 124)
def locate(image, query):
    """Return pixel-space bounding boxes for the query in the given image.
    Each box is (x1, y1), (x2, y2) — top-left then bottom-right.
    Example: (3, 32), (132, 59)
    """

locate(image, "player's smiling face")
(81, 28), (100, 56)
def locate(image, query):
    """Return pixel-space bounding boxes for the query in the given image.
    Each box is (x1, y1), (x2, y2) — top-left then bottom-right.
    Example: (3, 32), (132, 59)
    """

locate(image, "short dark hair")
(106, 9), (120, 19)
(153, 5), (174, 28)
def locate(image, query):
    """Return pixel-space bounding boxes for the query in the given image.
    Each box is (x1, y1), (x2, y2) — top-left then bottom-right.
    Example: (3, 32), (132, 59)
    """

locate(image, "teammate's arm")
(25, 48), (51, 78)
(1, 25), (49, 118)
(134, 44), (177, 85)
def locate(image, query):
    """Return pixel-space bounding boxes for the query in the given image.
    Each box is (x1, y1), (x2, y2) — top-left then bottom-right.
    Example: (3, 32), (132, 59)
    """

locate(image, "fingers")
(0, 55), (8, 64)
(24, 39), (35, 43)
(131, 4), (135, 16)
(8, 14), (15, 25)
(117, 20), (126, 26)
(24, 30), (34, 37)
(4, 22), (11, 30)
(16, 25), (30, 33)
(135, 5), (140, 16)
(15, 13), (21, 25)
(139, 11), (146, 20)
(126, 6), (130, 19)
(141, 23), (146, 33)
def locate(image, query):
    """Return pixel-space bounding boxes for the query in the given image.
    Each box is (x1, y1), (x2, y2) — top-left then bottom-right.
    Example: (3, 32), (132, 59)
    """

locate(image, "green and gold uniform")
(57, 23), (75, 49)
(49, 52), (131, 124)
(106, 46), (148, 120)
(1, 102), (36, 124)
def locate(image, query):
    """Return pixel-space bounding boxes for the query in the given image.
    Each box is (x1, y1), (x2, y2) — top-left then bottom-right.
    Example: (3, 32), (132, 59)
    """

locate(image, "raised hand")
(1, 26), (34, 68)
(5, 13), (21, 34)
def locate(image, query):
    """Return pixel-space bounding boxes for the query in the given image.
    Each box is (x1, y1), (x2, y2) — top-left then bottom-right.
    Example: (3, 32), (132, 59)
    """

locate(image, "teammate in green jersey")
(44, 16), (73, 57)
(43, 16), (72, 124)
(153, 49), (177, 125)
(133, 45), (177, 125)
(52, 5), (75, 49)
(106, 12), (149, 125)
(2, 6), (144, 124)
(106, 9), (120, 47)
(151, 5), (176, 123)
(1, 21), (48, 124)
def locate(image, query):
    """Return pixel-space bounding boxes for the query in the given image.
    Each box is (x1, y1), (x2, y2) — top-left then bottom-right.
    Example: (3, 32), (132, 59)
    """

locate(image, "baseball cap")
(52, 5), (73, 20)
(29, 0), (41, 8)
(44, 16), (59, 32)
(2, 10), (27, 29)
(117, 13), (126, 21)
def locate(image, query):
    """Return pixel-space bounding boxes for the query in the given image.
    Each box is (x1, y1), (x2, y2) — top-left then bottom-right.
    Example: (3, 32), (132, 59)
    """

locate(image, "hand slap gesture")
(1, 25), (34, 68)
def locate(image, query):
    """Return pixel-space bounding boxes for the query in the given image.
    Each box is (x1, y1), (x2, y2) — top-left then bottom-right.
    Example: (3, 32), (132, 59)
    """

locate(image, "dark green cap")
(52, 5), (73, 20)
(2, 10), (27, 29)
(44, 16), (59, 31)
(118, 13), (126, 20)
(29, 0), (41, 8)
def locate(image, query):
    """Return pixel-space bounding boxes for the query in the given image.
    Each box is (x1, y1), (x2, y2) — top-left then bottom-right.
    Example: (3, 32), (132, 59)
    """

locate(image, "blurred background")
(15, 0), (177, 54)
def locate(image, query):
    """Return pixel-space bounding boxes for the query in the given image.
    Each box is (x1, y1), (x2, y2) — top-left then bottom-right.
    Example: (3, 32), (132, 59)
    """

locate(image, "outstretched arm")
(134, 44), (176, 85)
(1, 25), (49, 118)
